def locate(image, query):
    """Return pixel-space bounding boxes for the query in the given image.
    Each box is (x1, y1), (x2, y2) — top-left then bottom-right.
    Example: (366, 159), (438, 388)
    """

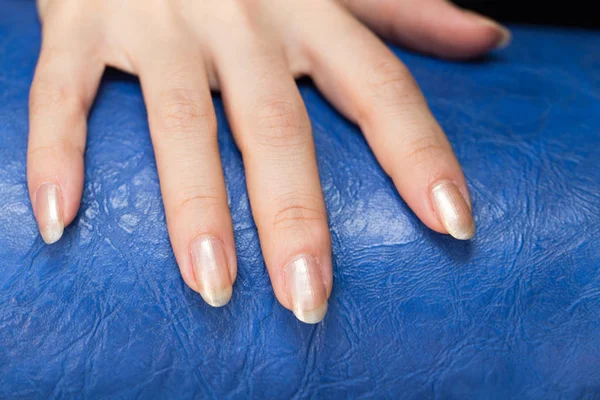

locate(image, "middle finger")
(211, 26), (332, 324)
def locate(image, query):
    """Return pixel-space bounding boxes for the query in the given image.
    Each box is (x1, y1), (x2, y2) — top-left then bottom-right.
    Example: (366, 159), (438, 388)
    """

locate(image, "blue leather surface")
(1, 1), (599, 398)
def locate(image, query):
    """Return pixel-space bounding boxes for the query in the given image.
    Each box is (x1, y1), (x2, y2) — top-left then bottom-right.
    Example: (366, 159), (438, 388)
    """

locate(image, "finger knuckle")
(368, 58), (412, 94)
(158, 89), (215, 134)
(272, 193), (327, 232)
(403, 135), (449, 167)
(363, 58), (422, 117)
(28, 141), (84, 161)
(29, 77), (85, 119)
(172, 187), (222, 220)
(250, 97), (310, 150)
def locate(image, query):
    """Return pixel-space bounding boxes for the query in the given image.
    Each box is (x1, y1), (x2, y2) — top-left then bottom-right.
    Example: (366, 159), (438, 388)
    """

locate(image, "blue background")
(1, 1), (599, 398)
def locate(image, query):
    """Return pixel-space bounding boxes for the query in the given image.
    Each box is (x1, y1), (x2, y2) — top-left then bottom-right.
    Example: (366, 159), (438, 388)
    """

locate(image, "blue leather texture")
(1, 1), (599, 398)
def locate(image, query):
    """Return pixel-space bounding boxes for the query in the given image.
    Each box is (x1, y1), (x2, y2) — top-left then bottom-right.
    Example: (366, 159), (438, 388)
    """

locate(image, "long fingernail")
(284, 255), (328, 324)
(191, 236), (233, 307)
(431, 180), (475, 240)
(494, 25), (512, 49)
(468, 12), (512, 49)
(35, 182), (64, 244)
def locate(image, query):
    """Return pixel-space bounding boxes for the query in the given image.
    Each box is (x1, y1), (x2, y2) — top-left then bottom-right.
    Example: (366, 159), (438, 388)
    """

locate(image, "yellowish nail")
(431, 180), (475, 240)
(190, 236), (233, 307)
(284, 255), (328, 324)
(35, 182), (64, 244)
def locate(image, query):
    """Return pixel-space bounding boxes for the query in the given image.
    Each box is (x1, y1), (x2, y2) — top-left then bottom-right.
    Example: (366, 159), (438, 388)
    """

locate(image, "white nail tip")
(284, 255), (328, 324)
(294, 302), (328, 324)
(496, 28), (512, 49)
(190, 236), (233, 307)
(201, 286), (233, 308)
(41, 223), (64, 245)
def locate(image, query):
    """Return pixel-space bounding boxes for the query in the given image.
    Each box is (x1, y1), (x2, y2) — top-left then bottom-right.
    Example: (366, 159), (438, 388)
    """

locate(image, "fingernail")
(190, 236), (233, 307)
(495, 26), (512, 49)
(35, 182), (64, 244)
(468, 12), (512, 49)
(284, 255), (328, 324)
(431, 180), (475, 240)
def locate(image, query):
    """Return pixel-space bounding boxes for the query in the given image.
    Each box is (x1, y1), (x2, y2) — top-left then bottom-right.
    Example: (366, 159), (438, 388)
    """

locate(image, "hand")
(28, 0), (509, 323)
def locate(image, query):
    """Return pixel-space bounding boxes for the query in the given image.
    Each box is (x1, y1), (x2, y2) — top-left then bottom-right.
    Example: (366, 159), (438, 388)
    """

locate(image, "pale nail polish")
(190, 236), (233, 307)
(35, 182), (64, 244)
(284, 255), (328, 324)
(431, 180), (475, 240)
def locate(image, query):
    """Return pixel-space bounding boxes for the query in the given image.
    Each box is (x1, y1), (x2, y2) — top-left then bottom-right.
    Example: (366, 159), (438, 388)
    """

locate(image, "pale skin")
(28, 0), (510, 323)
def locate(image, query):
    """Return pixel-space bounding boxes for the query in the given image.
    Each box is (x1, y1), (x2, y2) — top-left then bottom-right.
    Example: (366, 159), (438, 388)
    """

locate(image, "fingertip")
(201, 285), (233, 308)
(295, 302), (328, 324)
(379, 0), (512, 59)
(462, 10), (512, 52)
(429, 180), (475, 240)
(495, 26), (512, 50)
(283, 255), (329, 324)
(33, 182), (65, 244)
(392, 167), (476, 240)
(189, 236), (235, 307)
(41, 223), (64, 245)
(27, 149), (85, 242)
(40, 223), (64, 244)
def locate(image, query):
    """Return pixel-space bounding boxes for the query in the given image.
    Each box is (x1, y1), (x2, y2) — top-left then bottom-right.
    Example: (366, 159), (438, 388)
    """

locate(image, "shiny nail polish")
(190, 236), (232, 307)
(35, 182), (64, 244)
(284, 255), (328, 324)
(431, 180), (475, 240)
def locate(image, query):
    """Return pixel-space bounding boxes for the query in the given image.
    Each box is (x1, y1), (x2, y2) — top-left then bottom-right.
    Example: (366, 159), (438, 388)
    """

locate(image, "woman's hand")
(28, 0), (509, 323)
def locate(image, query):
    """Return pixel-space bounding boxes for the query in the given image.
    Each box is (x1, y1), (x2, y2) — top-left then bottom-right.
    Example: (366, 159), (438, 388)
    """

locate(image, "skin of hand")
(28, 0), (510, 323)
